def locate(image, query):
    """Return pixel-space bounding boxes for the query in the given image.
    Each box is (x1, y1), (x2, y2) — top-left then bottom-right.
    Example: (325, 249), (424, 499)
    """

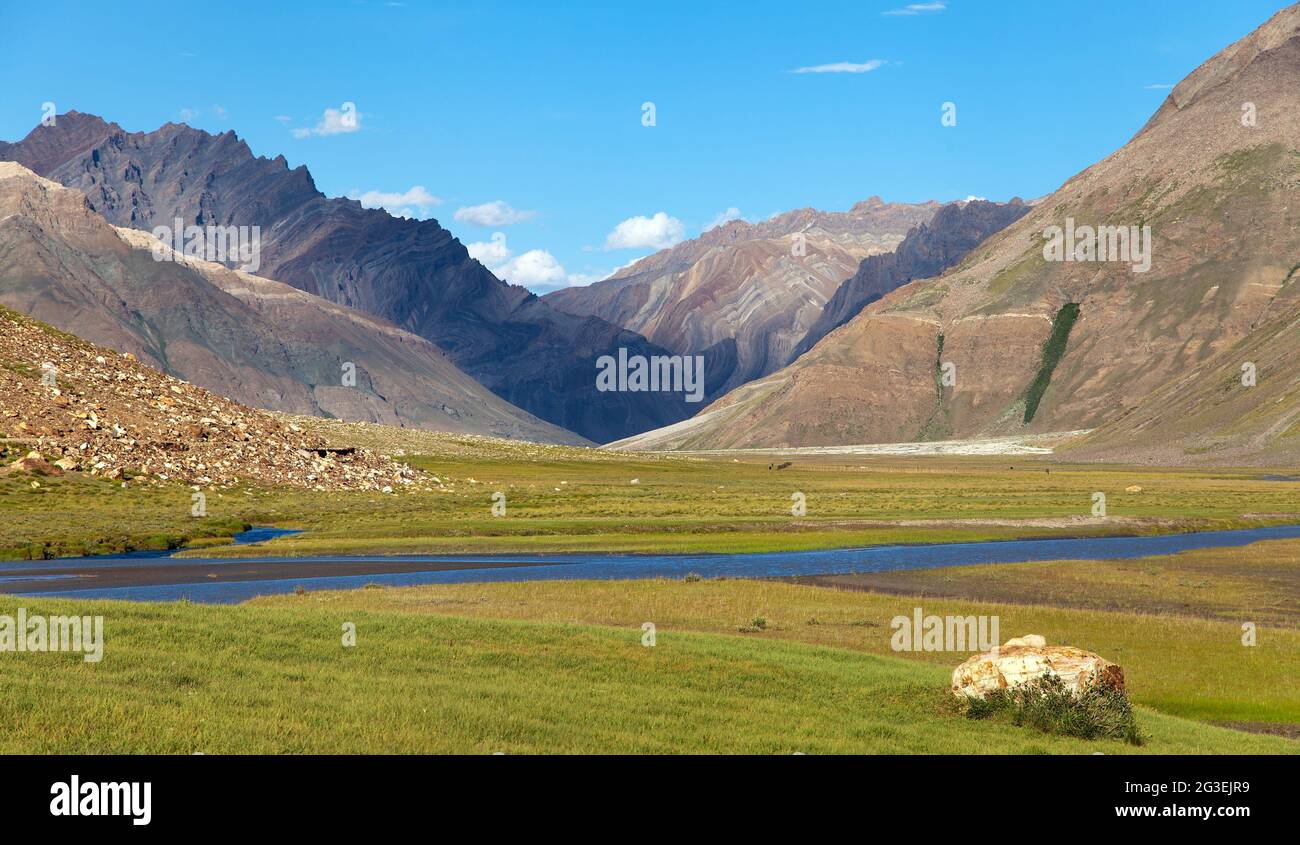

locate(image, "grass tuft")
(964, 674), (1144, 745)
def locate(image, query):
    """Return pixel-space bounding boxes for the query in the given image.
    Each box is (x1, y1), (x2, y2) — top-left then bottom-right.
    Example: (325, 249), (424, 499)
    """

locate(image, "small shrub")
(963, 674), (1143, 745)
(964, 694), (1001, 721)
(683, 572), (702, 583)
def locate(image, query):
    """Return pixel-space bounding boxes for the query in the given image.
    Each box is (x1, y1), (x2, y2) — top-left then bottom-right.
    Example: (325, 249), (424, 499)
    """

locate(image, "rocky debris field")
(0, 307), (419, 491)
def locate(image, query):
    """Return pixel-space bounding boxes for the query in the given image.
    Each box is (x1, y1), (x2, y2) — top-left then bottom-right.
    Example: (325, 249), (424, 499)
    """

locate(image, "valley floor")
(252, 538), (1300, 729)
(4, 417), (1296, 562)
(0, 421), (1295, 753)
(0, 541), (1296, 753)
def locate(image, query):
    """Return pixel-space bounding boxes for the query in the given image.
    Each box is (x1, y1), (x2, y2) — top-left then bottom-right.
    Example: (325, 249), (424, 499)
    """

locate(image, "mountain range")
(3, 4), (1296, 466)
(0, 162), (584, 445)
(0, 114), (692, 443)
(613, 3), (1300, 464)
(789, 199), (1031, 362)
(545, 199), (939, 398)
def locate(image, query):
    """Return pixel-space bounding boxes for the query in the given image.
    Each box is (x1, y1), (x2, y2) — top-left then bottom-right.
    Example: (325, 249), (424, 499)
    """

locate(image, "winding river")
(1, 523), (1298, 604)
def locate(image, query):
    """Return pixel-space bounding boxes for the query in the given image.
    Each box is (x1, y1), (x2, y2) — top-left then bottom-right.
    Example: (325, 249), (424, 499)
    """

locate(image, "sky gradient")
(1, 0), (1290, 291)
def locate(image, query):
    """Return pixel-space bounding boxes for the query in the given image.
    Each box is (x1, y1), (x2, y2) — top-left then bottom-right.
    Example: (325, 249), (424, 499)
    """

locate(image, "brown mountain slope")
(612, 4), (1300, 458)
(1061, 285), (1300, 466)
(0, 305), (414, 490)
(0, 113), (690, 443)
(544, 199), (938, 397)
(0, 163), (586, 445)
(789, 199), (1031, 364)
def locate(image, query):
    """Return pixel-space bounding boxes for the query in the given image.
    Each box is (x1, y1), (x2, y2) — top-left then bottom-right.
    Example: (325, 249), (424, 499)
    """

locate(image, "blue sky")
(0, 0), (1290, 292)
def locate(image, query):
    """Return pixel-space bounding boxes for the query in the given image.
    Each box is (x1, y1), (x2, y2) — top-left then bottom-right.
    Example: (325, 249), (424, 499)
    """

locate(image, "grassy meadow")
(3, 424), (1298, 561)
(0, 591), (1292, 754)
(254, 541), (1300, 727)
(1, 420), (1296, 753)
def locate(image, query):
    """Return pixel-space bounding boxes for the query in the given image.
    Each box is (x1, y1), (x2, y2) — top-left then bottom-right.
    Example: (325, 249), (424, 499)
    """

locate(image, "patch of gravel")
(0, 307), (419, 491)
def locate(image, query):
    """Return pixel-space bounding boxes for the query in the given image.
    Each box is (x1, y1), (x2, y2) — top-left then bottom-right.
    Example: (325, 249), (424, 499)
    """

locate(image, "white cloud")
(467, 232), (512, 269)
(454, 200), (538, 227)
(471, 231), (658, 290)
(467, 232), (568, 287)
(792, 60), (886, 74)
(349, 186), (442, 219)
(884, 2), (945, 16)
(292, 103), (360, 138)
(603, 212), (685, 250)
(178, 108), (199, 122)
(704, 207), (744, 232)
(507, 249), (568, 286)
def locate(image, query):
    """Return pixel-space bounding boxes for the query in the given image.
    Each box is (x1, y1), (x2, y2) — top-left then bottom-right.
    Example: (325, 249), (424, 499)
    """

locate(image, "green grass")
(3, 449), (1298, 560)
(258, 564), (1300, 727)
(177, 524), (1179, 558)
(967, 674), (1143, 745)
(1023, 302), (1081, 424)
(0, 469), (250, 559)
(915, 332), (952, 441)
(0, 594), (1289, 754)
(981, 246), (1047, 305)
(2, 436), (1296, 752)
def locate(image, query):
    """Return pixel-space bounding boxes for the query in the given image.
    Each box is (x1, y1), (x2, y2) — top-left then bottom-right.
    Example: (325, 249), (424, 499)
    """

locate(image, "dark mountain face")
(0, 162), (586, 445)
(0, 112), (693, 443)
(788, 199), (1030, 364)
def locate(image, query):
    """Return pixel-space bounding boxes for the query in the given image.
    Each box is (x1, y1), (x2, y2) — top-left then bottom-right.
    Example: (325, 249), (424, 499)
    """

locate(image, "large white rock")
(952, 635), (1124, 698)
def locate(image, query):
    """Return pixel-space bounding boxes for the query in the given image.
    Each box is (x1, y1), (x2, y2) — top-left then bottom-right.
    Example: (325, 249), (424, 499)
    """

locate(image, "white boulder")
(952, 635), (1124, 699)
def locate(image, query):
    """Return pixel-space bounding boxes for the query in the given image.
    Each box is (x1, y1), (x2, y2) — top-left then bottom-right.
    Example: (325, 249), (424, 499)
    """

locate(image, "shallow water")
(5, 523), (1299, 605)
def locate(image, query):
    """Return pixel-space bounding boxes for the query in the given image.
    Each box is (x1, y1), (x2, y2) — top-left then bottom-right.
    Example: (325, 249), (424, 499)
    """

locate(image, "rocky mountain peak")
(0, 115), (693, 442)
(1158, 3), (1300, 120)
(0, 111), (119, 176)
(850, 196), (887, 212)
